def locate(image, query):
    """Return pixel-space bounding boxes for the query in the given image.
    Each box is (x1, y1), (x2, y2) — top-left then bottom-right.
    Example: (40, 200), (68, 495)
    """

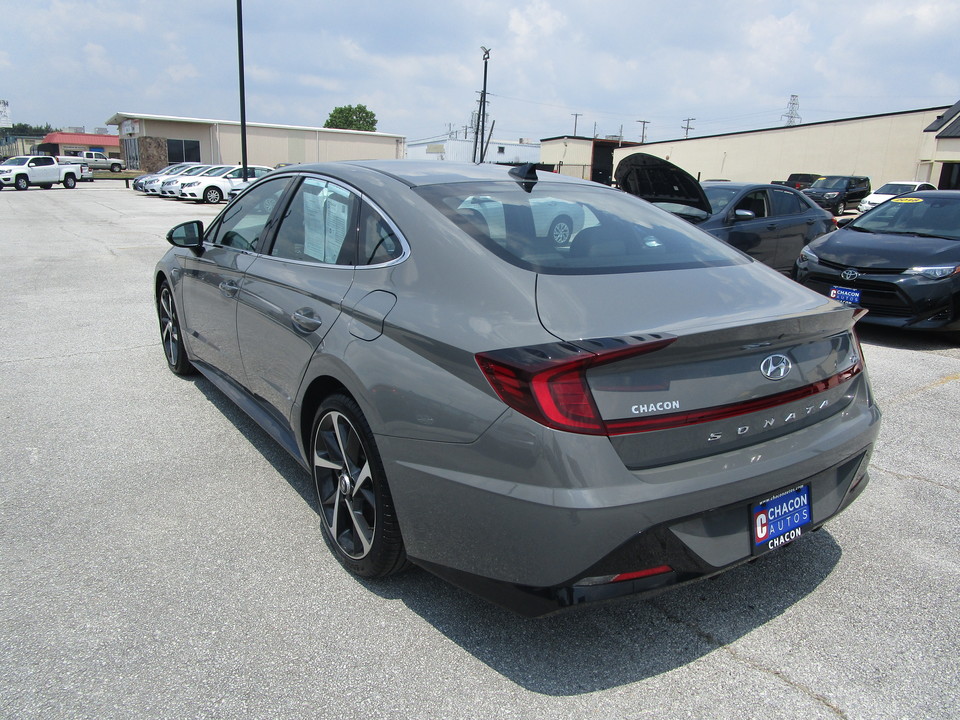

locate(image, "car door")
(179, 175), (292, 384)
(29, 157), (58, 184)
(236, 176), (360, 420)
(721, 189), (779, 268)
(768, 187), (819, 273)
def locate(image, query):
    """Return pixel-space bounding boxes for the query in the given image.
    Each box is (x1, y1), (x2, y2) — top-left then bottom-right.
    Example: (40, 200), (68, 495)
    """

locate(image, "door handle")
(292, 309), (322, 333)
(218, 280), (239, 297)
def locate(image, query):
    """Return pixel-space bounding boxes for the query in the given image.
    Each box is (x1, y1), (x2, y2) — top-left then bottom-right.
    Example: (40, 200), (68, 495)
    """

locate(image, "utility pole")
(477, 46), (491, 163)
(236, 0), (248, 179)
(571, 113), (582, 136)
(636, 119), (649, 143)
(682, 117), (695, 138)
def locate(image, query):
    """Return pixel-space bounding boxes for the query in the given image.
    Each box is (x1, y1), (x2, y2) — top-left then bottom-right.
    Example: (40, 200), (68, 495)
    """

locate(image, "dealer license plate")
(752, 485), (811, 555)
(829, 286), (860, 304)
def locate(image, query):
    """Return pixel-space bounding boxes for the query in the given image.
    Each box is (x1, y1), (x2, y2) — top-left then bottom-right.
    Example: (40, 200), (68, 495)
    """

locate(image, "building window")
(167, 139), (201, 163)
(497, 146), (505, 155)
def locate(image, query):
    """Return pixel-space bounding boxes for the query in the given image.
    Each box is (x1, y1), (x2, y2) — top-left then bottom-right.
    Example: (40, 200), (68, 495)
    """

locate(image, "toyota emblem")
(841, 268), (860, 281)
(760, 354), (792, 381)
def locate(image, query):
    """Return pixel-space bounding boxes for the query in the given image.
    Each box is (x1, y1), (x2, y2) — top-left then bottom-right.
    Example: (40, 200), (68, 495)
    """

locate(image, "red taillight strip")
(476, 335), (676, 435)
(612, 565), (673, 583)
(605, 360), (863, 435)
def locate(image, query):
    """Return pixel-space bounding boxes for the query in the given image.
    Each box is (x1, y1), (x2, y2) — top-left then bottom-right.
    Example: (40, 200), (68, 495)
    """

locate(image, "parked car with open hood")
(155, 160), (880, 616)
(795, 190), (960, 337)
(857, 180), (936, 213)
(615, 153), (835, 274)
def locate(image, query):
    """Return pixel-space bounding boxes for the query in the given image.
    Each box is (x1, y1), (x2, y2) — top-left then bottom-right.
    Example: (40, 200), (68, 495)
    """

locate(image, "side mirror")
(733, 209), (755, 222)
(166, 220), (204, 249)
(837, 216), (854, 228)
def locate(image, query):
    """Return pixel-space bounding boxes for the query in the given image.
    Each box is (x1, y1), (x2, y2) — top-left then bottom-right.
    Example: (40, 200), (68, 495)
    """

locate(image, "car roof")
(701, 181), (787, 191)
(901, 190), (960, 199)
(286, 160), (594, 189)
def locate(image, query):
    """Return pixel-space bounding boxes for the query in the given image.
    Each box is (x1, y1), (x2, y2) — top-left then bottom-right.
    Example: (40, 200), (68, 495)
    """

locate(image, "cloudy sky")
(3, 0), (958, 145)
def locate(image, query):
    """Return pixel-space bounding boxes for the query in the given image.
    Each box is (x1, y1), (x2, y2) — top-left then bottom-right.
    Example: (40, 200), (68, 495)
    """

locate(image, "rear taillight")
(476, 335), (676, 435)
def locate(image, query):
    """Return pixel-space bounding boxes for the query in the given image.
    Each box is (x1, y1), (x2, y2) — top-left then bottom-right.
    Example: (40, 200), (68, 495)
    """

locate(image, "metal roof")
(42, 132), (120, 146)
(104, 112), (404, 139)
(923, 99), (960, 135)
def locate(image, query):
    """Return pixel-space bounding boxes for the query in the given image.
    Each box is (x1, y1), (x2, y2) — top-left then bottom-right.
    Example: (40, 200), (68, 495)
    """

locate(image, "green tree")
(9, 122), (59, 136)
(324, 104), (377, 132)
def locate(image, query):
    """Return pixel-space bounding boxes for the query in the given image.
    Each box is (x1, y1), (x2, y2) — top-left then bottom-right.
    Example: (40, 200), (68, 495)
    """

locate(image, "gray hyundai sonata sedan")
(155, 161), (880, 616)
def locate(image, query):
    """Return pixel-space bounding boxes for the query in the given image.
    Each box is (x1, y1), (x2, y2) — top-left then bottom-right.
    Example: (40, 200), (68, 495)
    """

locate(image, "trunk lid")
(535, 265), (864, 468)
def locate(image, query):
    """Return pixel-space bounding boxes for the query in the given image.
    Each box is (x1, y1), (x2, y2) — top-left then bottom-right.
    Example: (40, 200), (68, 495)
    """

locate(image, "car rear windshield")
(414, 181), (747, 274)
(853, 195), (960, 240)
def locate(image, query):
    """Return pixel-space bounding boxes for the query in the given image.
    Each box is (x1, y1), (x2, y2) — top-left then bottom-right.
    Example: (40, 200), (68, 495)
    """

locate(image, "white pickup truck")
(0, 156), (86, 190)
(58, 151), (124, 172)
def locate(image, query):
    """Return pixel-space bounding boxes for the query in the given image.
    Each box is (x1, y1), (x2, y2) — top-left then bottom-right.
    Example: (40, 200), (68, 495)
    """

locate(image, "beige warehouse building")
(608, 101), (960, 191)
(106, 112), (405, 172)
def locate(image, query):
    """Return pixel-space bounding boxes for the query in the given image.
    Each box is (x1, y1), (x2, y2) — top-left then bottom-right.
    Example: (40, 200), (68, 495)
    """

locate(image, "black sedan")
(615, 154), (836, 274)
(795, 190), (960, 337)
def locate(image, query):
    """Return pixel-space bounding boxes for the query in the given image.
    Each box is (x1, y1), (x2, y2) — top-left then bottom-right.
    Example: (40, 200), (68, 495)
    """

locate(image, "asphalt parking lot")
(2, 183), (958, 720)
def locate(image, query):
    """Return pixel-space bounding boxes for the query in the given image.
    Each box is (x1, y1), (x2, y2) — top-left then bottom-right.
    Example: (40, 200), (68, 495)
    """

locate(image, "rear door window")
(270, 177), (359, 265)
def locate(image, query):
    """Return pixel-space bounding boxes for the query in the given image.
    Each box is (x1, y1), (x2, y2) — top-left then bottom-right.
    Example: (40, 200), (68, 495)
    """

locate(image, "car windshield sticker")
(891, 197), (924, 203)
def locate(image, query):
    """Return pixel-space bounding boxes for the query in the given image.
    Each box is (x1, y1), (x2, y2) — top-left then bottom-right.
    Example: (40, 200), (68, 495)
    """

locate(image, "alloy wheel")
(314, 410), (377, 559)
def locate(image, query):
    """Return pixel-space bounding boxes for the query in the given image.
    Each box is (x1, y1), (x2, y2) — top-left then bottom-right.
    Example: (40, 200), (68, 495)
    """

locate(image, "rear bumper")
(417, 451), (872, 617)
(380, 377), (880, 615)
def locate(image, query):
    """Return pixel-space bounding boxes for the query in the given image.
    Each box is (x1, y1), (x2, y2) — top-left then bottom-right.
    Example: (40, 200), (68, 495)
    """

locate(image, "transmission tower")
(782, 95), (801, 126)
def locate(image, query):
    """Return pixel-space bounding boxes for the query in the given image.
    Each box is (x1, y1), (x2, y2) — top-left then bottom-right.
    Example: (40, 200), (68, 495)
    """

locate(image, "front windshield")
(180, 165), (210, 177)
(809, 176), (847, 189)
(851, 195), (960, 240)
(415, 181), (747, 274)
(1, 157), (28, 166)
(703, 185), (743, 213)
(875, 183), (915, 196)
(201, 166), (233, 177)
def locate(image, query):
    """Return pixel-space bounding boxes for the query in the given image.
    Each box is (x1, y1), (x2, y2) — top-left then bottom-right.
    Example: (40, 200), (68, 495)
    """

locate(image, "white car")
(143, 164), (207, 195)
(179, 165), (272, 203)
(159, 165), (226, 198)
(857, 181), (936, 213)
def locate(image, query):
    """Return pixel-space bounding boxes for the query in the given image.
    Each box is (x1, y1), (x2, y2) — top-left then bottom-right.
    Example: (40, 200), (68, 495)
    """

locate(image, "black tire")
(14, 175), (29, 191)
(110, 163), (122, 172)
(63, 175), (77, 189)
(548, 215), (574, 246)
(312, 394), (407, 578)
(202, 186), (222, 204)
(832, 202), (844, 216)
(39, 183), (53, 189)
(157, 281), (195, 375)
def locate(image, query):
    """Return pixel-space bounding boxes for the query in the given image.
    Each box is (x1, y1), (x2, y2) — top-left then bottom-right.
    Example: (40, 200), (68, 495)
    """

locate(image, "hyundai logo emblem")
(841, 268), (860, 281)
(760, 354), (792, 381)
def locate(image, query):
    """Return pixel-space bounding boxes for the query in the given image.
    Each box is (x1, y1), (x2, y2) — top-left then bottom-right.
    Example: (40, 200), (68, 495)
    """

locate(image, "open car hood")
(614, 153), (712, 215)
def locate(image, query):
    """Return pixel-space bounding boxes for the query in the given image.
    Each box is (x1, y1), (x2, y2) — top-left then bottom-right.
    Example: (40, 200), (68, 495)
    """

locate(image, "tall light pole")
(236, 0), (249, 179)
(476, 46), (491, 163)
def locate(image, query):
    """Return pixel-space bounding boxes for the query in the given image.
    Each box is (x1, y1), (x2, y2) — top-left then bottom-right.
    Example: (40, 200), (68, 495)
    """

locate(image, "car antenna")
(509, 163), (538, 193)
